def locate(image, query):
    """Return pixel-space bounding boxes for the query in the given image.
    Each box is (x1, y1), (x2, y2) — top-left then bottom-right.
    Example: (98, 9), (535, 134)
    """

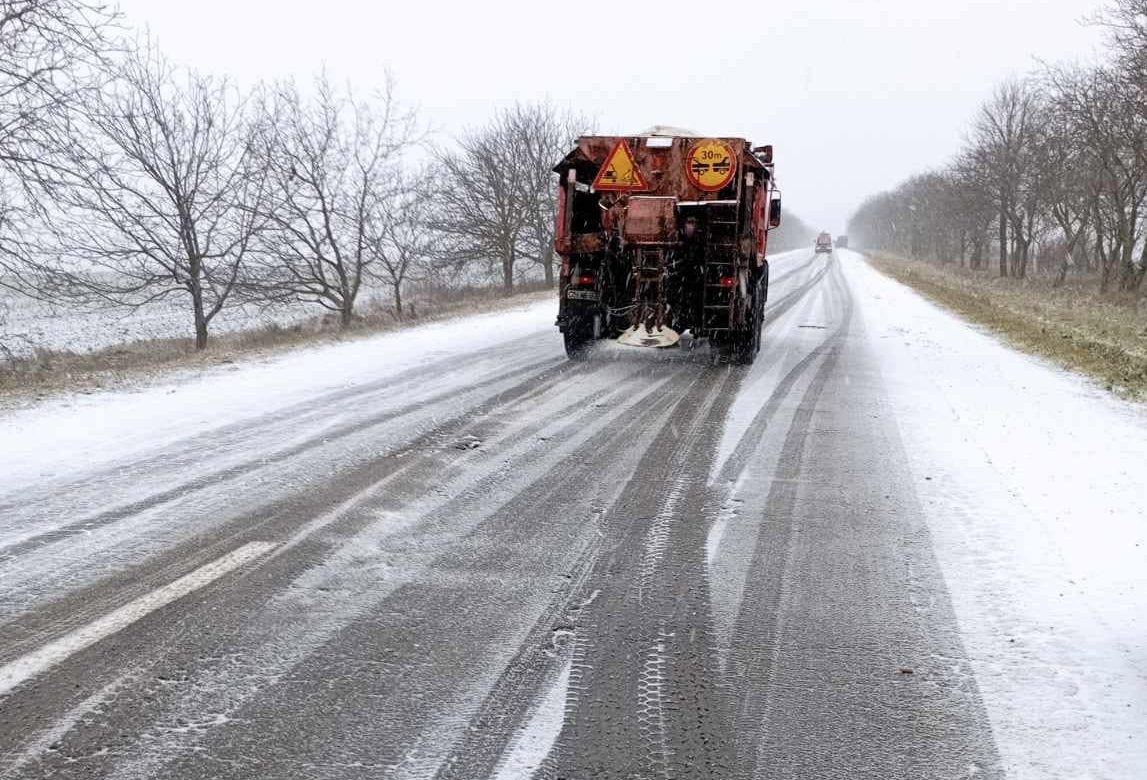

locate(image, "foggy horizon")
(118, 0), (1107, 233)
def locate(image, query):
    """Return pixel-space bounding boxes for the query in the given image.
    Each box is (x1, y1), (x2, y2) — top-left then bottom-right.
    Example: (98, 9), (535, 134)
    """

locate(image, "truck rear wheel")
(731, 283), (764, 365)
(562, 311), (598, 360)
(564, 329), (591, 359)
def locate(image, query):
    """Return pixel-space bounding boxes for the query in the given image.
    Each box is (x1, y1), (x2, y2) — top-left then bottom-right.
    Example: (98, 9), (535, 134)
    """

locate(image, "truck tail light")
(719, 276), (736, 288)
(575, 274), (596, 287)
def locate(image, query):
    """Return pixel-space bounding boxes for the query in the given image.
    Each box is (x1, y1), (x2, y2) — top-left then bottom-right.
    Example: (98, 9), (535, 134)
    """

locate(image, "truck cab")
(815, 232), (833, 254)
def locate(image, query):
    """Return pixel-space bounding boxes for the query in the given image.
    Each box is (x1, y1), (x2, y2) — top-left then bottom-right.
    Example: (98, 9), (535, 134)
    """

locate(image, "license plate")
(567, 289), (599, 301)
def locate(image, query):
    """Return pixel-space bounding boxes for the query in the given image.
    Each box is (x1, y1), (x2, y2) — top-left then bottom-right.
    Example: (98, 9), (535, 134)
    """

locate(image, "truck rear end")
(553, 129), (781, 364)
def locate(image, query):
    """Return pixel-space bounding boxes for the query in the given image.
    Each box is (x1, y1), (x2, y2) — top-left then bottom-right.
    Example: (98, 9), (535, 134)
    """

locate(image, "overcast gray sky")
(118, 0), (1107, 232)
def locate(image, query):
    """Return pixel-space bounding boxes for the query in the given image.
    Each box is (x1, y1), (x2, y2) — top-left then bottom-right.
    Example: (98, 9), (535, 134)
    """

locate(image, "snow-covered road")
(1, 249), (1144, 779)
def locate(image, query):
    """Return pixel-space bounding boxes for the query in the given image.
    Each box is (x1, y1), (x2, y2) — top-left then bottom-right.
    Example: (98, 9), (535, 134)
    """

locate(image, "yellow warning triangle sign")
(592, 140), (649, 191)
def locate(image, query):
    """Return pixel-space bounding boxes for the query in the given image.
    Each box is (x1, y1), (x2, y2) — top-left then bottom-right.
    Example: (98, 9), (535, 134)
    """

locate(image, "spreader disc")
(617, 325), (681, 349)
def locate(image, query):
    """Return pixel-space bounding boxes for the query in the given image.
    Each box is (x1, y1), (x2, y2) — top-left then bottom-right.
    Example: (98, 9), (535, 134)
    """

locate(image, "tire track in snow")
(0, 355), (563, 562)
(0, 353), (582, 659)
(0, 360), (693, 778)
(453, 258), (838, 780)
(723, 260), (1003, 777)
(551, 366), (742, 780)
(92, 366), (692, 780)
(726, 271), (853, 777)
(761, 253), (832, 328)
(765, 251), (817, 289)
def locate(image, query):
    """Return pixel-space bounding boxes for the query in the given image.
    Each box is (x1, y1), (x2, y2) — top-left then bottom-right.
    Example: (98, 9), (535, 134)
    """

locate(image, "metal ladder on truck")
(700, 202), (742, 335)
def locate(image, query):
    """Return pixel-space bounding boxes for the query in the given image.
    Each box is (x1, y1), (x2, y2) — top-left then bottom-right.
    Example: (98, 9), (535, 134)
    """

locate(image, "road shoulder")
(863, 251), (1147, 401)
(844, 252), (1147, 777)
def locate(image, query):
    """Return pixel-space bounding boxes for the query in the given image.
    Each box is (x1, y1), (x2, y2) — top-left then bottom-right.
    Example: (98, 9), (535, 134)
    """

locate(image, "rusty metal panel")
(563, 135), (760, 202)
(623, 196), (678, 244)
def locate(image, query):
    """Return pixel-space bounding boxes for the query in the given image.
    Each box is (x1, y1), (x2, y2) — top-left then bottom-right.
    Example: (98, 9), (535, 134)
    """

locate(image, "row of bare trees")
(848, 0), (1147, 293)
(0, 1), (588, 351)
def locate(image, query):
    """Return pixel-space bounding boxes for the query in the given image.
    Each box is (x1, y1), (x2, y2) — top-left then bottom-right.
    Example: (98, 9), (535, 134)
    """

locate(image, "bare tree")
(511, 103), (590, 288)
(946, 161), (998, 268)
(431, 103), (587, 294)
(38, 41), (267, 349)
(1048, 65), (1146, 291)
(432, 110), (530, 294)
(1094, 0), (1147, 103)
(372, 172), (434, 319)
(1, 0), (117, 293)
(0, 296), (31, 365)
(968, 79), (1043, 277)
(251, 74), (415, 327)
(1032, 84), (1095, 285)
(0, 177), (38, 291)
(849, 0), (1147, 295)
(1, 0), (117, 177)
(1094, 0), (1147, 289)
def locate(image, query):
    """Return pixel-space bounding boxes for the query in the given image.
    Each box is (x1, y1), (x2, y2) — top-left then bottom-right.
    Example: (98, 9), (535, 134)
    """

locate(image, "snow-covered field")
(0, 287), (394, 358)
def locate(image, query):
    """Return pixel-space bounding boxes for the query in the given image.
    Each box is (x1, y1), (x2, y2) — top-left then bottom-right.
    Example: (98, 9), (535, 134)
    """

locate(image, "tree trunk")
(998, 207), (1008, 278)
(191, 285), (209, 350)
(340, 298), (354, 329)
(542, 245), (555, 288)
(194, 314), (208, 350)
(1136, 242), (1147, 291)
(1054, 255), (1070, 287)
(1119, 238), (1137, 291)
(1054, 233), (1078, 288)
(503, 248), (514, 294)
(394, 283), (403, 319)
(1092, 218), (1106, 281)
(1099, 242), (1114, 293)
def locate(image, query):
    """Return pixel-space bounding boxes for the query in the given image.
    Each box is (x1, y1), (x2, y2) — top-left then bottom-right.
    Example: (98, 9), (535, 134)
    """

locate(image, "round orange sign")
(685, 140), (737, 192)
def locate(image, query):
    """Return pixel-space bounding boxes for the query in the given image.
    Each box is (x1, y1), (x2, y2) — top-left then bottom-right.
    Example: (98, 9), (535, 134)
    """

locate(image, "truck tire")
(563, 312), (597, 360)
(753, 292), (764, 355)
(564, 329), (591, 359)
(732, 283), (763, 365)
(731, 329), (756, 365)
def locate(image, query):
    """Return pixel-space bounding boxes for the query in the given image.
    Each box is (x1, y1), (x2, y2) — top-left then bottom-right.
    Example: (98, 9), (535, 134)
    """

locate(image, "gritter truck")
(552, 127), (782, 365)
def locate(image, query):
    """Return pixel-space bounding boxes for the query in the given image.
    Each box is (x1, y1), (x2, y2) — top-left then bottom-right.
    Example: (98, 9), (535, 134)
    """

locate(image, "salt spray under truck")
(553, 127), (782, 364)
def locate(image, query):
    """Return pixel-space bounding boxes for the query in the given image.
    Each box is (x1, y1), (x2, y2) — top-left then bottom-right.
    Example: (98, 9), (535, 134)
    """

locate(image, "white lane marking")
(0, 541), (275, 697)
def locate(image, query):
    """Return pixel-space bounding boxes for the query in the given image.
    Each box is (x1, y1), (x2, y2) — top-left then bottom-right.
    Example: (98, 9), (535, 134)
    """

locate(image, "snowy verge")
(846, 250), (1147, 778)
(0, 298), (557, 496)
(1, 250), (810, 495)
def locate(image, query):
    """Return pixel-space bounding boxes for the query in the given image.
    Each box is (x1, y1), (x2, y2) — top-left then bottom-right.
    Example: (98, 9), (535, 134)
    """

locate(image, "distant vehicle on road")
(835, 235), (849, 249)
(815, 232), (833, 254)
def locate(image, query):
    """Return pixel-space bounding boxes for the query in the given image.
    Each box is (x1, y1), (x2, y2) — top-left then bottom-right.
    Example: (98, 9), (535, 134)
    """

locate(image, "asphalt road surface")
(0, 250), (1083, 778)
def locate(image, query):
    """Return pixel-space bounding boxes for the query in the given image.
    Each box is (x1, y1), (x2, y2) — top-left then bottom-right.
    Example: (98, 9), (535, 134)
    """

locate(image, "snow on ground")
(492, 658), (572, 780)
(0, 297), (557, 496)
(0, 289), (341, 357)
(5, 247), (1145, 774)
(844, 249), (1147, 778)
